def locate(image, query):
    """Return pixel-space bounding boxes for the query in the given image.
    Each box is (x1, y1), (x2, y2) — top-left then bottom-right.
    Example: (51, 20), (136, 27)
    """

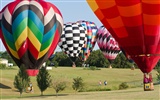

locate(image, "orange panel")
(107, 16), (124, 28)
(96, 0), (116, 9)
(118, 3), (142, 17)
(94, 9), (105, 20)
(142, 0), (160, 4)
(143, 14), (160, 25)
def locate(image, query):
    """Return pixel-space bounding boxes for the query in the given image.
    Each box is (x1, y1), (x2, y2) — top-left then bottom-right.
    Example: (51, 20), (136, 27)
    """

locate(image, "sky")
(0, 0), (102, 52)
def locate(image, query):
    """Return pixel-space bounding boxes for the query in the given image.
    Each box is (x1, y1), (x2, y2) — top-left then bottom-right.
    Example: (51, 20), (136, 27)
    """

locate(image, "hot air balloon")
(97, 26), (120, 68)
(77, 20), (98, 62)
(59, 22), (87, 67)
(87, 0), (160, 90)
(0, 0), (63, 76)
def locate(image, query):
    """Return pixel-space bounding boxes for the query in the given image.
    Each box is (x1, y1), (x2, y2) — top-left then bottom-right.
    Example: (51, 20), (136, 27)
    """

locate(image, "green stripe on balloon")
(40, 34), (54, 51)
(13, 18), (27, 41)
(28, 18), (43, 43)
(3, 34), (16, 51)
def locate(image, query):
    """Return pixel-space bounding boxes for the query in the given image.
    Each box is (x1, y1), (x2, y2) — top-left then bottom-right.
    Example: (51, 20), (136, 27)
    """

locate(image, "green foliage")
(0, 64), (7, 69)
(85, 87), (111, 92)
(72, 77), (84, 92)
(52, 79), (67, 96)
(36, 67), (52, 96)
(112, 53), (134, 68)
(13, 65), (30, 97)
(83, 66), (101, 70)
(53, 61), (58, 67)
(119, 82), (129, 90)
(86, 50), (109, 67)
(155, 67), (160, 82)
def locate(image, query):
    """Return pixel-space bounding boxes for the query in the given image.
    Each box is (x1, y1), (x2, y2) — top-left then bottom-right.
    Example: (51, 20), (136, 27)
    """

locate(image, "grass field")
(0, 66), (159, 100)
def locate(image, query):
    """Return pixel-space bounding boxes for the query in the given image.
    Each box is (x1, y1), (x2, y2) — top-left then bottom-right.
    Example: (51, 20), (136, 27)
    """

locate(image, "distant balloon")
(58, 22), (87, 67)
(77, 20), (98, 61)
(0, 0), (63, 76)
(97, 26), (120, 63)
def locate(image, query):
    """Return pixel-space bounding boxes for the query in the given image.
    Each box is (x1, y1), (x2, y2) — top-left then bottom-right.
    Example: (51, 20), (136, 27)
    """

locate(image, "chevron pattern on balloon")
(0, 0), (63, 69)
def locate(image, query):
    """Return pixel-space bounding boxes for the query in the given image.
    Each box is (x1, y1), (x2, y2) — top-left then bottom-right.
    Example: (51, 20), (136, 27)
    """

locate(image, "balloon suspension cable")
(72, 62), (76, 68)
(108, 64), (112, 69)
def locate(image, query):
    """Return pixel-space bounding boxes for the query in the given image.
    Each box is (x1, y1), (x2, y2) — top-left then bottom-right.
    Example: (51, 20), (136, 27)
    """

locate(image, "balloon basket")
(26, 69), (39, 76)
(144, 83), (154, 91)
(143, 73), (154, 91)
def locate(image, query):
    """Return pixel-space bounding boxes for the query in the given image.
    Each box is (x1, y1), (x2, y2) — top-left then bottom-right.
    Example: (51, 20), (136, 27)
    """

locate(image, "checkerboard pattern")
(59, 22), (87, 61)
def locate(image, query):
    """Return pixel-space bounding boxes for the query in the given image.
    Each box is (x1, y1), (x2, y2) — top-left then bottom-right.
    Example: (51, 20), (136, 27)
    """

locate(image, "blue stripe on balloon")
(1, 24), (14, 42)
(42, 23), (57, 43)
(12, 10), (28, 33)
(12, 10), (44, 34)
(28, 10), (44, 34)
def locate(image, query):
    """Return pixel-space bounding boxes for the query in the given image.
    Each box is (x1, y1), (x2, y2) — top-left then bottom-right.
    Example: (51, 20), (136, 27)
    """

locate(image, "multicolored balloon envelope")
(87, 0), (160, 73)
(0, 0), (63, 76)
(58, 22), (87, 66)
(97, 26), (120, 63)
(77, 20), (98, 61)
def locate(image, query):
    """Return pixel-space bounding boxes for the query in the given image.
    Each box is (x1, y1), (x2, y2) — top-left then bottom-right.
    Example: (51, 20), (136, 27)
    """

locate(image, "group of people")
(99, 80), (107, 86)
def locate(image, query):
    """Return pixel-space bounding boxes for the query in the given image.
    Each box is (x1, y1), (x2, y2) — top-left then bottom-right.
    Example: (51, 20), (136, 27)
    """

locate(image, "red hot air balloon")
(0, 0), (63, 76)
(87, 0), (160, 90)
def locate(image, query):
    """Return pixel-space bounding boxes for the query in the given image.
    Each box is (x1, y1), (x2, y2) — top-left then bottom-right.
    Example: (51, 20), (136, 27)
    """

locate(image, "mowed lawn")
(0, 67), (159, 100)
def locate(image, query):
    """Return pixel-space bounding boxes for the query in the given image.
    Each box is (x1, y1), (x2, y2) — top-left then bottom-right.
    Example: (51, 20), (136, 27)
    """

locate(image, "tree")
(155, 66), (160, 83)
(1, 51), (16, 66)
(52, 79), (67, 96)
(13, 64), (30, 97)
(36, 67), (52, 96)
(72, 77), (84, 93)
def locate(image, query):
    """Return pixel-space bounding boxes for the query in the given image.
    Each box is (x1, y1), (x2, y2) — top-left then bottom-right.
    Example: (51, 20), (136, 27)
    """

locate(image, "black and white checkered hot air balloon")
(58, 22), (87, 67)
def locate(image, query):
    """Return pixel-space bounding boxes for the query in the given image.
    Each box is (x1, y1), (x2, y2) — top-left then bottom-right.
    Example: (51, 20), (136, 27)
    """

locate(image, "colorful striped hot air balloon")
(0, 0), (63, 76)
(87, 0), (160, 90)
(77, 20), (98, 62)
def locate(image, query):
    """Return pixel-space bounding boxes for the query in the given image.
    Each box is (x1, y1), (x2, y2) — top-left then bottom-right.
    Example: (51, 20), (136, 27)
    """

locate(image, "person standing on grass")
(99, 80), (102, 86)
(29, 82), (33, 92)
(104, 80), (107, 86)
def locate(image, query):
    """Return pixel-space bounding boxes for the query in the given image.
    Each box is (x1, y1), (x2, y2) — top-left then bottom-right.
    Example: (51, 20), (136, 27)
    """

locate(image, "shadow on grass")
(0, 83), (11, 89)
(17, 94), (69, 99)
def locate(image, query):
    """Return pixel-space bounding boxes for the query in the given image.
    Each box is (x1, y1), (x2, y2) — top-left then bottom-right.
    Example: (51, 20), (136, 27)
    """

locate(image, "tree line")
(1, 50), (160, 69)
